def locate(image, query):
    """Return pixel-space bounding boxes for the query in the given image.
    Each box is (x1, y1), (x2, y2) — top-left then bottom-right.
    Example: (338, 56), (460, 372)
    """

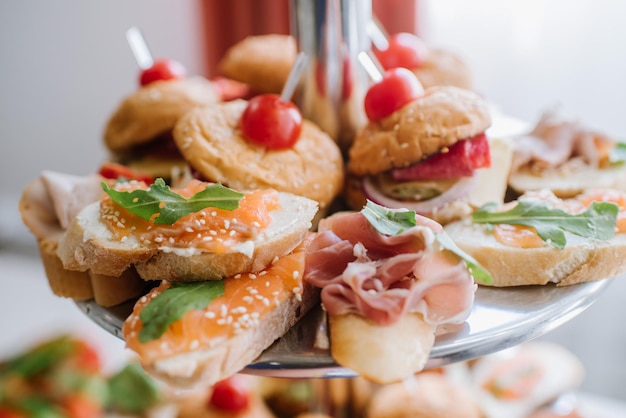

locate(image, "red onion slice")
(361, 176), (477, 214)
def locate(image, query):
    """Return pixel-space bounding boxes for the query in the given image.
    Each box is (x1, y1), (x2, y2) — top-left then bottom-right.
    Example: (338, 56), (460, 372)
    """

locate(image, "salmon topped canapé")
(123, 235), (311, 364)
(100, 179), (280, 254)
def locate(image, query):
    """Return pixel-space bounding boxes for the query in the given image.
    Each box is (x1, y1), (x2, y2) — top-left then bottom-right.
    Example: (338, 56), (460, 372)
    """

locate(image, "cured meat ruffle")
(304, 211), (475, 326)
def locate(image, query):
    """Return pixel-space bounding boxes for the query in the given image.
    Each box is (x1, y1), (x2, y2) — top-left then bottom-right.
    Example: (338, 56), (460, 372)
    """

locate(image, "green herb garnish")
(609, 142), (626, 165)
(361, 200), (417, 235)
(361, 200), (493, 284)
(101, 178), (244, 225)
(473, 200), (618, 249)
(107, 363), (162, 413)
(139, 281), (225, 342)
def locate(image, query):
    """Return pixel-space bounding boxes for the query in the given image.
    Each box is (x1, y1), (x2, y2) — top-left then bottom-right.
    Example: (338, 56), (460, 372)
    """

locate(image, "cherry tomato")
(208, 376), (251, 412)
(139, 59), (187, 86)
(240, 94), (302, 149)
(374, 32), (429, 70)
(71, 341), (102, 374)
(364, 67), (424, 122)
(98, 162), (154, 184)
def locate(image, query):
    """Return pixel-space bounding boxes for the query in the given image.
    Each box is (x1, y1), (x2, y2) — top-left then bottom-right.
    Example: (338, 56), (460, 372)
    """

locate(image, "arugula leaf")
(107, 363), (162, 413)
(610, 142), (626, 165)
(361, 200), (416, 235)
(361, 200), (493, 284)
(101, 178), (244, 225)
(436, 233), (493, 285)
(139, 281), (225, 342)
(0, 336), (74, 378)
(472, 200), (618, 249)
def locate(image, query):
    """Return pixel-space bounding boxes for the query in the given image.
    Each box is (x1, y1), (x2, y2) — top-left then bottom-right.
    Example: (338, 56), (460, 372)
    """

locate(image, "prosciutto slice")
(305, 211), (475, 326)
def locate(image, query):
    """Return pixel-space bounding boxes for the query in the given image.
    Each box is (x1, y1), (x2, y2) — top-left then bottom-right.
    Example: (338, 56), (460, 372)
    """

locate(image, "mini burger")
(104, 58), (221, 180)
(346, 67), (512, 224)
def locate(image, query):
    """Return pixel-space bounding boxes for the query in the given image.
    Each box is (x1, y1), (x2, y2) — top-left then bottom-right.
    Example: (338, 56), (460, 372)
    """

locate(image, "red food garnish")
(61, 394), (104, 418)
(240, 94), (302, 149)
(0, 407), (26, 418)
(211, 76), (254, 101)
(209, 376), (251, 412)
(139, 59), (187, 86)
(391, 133), (491, 180)
(98, 162), (153, 184)
(364, 67), (424, 122)
(374, 32), (429, 70)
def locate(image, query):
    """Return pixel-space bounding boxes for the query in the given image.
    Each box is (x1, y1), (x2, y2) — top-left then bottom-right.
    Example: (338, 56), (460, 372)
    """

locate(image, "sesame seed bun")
(347, 86), (491, 176)
(173, 99), (344, 212)
(104, 77), (220, 153)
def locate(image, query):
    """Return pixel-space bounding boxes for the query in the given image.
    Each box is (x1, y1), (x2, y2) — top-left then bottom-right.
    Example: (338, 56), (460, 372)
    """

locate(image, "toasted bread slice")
(444, 190), (626, 286)
(57, 191), (318, 281)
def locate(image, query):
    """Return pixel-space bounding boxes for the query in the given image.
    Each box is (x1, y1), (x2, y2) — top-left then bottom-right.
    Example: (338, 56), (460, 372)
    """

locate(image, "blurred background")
(2, 0), (626, 406)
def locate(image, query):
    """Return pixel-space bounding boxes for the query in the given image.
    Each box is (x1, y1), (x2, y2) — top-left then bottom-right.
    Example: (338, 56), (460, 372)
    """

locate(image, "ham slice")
(304, 211), (475, 327)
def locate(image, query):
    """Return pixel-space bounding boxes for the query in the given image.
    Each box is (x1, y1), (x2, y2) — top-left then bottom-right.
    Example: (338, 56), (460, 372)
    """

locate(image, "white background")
(2, 0), (626, 406)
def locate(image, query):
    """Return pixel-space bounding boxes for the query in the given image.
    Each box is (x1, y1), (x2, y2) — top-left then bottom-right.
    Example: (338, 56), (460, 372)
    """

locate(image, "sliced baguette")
(143, 281), (319, 389)
(19, 173), (150, 306)
(329, 313), (436, 384)
(57, 191), (319, 281)
(509, 164), (626, 198)
(444, 216), (626, 286)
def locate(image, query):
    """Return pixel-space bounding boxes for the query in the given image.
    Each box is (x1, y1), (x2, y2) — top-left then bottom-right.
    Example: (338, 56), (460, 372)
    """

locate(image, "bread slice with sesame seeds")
(57, 186), (319, 282)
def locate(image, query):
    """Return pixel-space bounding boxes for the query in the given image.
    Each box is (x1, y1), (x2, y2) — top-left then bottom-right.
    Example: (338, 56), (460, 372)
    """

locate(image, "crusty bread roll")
(104, 77), (220, 153)
(444, 191), (626, 286)
(348, 86), (491, 177)
(218, 34), (297, 95)
(412, 48), (473, 90)
(329, 313), (436, 384)
(366, 372), (482, 418)
(172, 99), (344, 215)
(57, 189), (318, 282)
(19, 173), (150, 306)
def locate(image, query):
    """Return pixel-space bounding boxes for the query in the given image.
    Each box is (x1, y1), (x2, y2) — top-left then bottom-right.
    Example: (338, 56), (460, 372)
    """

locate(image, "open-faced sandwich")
(19, 171), (152, 307)
(345, 67), (512, 225)
(304, 200), (490, 383)
(444, 188), (626, 286)
(509, 110), (626, 198)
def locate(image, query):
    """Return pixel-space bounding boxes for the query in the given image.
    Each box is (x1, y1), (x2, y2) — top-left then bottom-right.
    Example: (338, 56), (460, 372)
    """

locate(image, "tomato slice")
(391, 133), (491, 181)
(98, 162), (154, 184)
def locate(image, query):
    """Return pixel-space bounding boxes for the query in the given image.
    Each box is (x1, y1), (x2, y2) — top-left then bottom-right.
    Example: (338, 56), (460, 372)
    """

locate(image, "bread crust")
(347, 86), (491, 176)
(413, 48), (473, 90)
(143, 282), (319, 389)
(444, 219), (626, 286)
(173, 100), (344, 211)
(218, 34), (297, 94)
(57, 191), (319, 281)
(104, 77), (220, 152)
(329, 313), (436, 384)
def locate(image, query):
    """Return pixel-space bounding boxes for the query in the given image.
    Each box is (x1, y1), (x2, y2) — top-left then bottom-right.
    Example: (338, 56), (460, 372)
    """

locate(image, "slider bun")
(104, 77), (220, 153)
(348, 86), (491, 176)
(218, 34), (297, 94)
(57, 191), (318, 282)
(366, 372), (482, 418)
(173, 99), (345, 212)
(413, 48), (473, 90)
